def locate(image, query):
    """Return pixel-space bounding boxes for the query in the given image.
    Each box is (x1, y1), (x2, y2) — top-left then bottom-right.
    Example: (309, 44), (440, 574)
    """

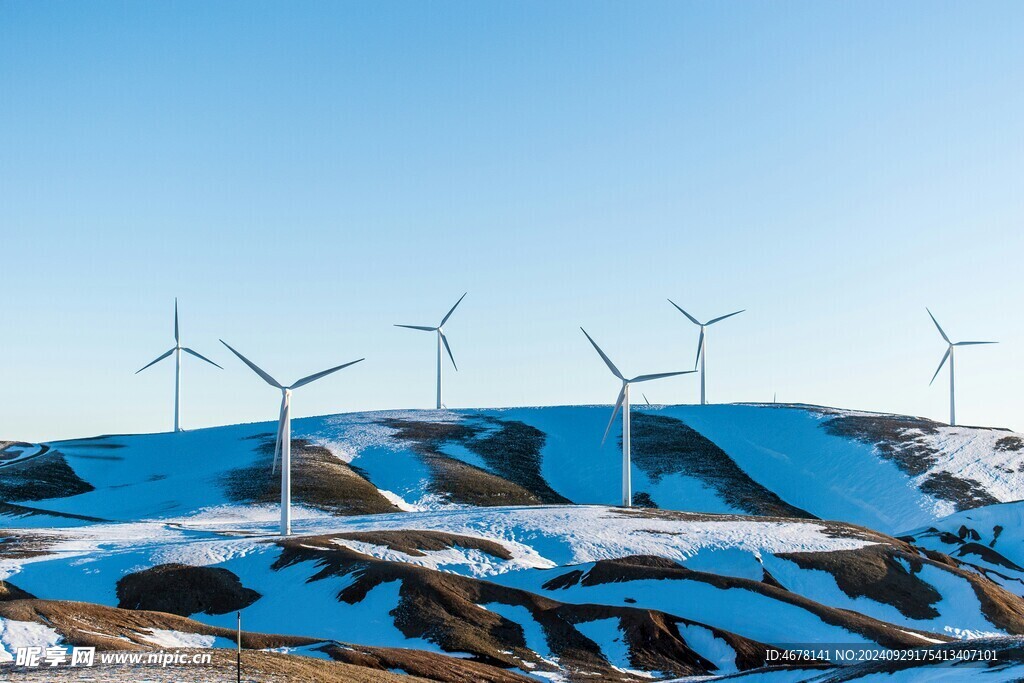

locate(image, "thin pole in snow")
(236, 611), (241, 683)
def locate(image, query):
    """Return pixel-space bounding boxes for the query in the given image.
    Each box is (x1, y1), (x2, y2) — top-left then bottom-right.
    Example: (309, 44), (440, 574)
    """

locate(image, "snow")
(6, 404), (1024, 678)
(137, 629), (218, 648)
(479, 602), (560, 671)
(675, 623), (738, 674)
(759, 554), (1007, 636)
(0, 618), (62, 663)
(8, 405), (1021, 536)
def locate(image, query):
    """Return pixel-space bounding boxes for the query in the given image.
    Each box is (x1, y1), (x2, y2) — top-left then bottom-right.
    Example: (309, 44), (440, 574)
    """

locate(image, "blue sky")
(2, 1), (1022, 441)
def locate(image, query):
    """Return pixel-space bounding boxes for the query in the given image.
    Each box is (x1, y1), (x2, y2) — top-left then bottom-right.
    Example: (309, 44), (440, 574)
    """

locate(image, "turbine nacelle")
(667, 300), (744, 405)
(135, 299), (222, 432)
(395, 293), (466, 408)
(925, 308), (997, 427)
(579, 327), (692, 444)
(220, 339), (364, 535)
(926, 308), (997, 385)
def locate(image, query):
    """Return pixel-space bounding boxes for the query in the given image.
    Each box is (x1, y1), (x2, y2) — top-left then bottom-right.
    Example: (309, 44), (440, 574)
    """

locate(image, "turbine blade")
(440, 332), (458, 371)
(926, 308), (950, 343)
(290, 358), (364, 389)
(439, 292), (467, 327)
(953, 341), (997, 346)
(174, 298), (179, 345)
(601, 386), (626, 445)
(182, 348), (223, 369)
(667, 299), (701, 326)
(135, 348), (175, 374)
(219, 340), (283, 389)
(395, 324), (437, 331)
(643, 393), (650, 405)
(631, 370), (694, 383)
(930, 348), (951, 385)
(706, 309), (745, 326)
(695, 329), (705, 368)
(580, 328), (624, 380)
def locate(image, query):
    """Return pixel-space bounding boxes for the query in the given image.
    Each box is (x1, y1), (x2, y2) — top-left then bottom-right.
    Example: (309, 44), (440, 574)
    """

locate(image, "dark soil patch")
(632, 491), (658, 508)
(0, 450), (94, 502)
(0, 598), (311, 652)
(221, 436), (401, 516)
(821, 414), (942, 476)
(335, 530), (513, 560)
(0, 598), (532, 683)
(822, 414), (1002, 511)
(542, 554), (954, 648)
(320, 642), (535, 682)
(382, 416), (570, 507)
(0, 580), (34, 601)
(776, 545), (943, 620)
(627, 413), (814, 518)
(271, 535), (786, 679)
(116, 563), (261, 616)
(919, 471), (998, 510)
(995, 436), (1024, 452)
(954, 543), (1024, 571)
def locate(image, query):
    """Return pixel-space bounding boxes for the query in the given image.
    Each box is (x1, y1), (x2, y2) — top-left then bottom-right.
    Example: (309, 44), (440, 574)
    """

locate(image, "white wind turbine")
(581, 328), (692, 507)
(926, 309), (996, 427)
(667, 300), (744, 405)
(220, 341), (363, 536)
(136, 299), (222, 432)
(395, 293), (466, 409)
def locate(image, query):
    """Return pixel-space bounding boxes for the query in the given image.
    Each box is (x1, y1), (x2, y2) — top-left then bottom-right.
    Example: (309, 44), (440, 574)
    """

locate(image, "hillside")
(2, 403), (1024, 681)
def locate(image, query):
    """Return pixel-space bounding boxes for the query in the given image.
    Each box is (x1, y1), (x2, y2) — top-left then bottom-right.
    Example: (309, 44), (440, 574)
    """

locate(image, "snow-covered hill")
(2, 404), (1024, 681)
(4, 404), (1022, 531)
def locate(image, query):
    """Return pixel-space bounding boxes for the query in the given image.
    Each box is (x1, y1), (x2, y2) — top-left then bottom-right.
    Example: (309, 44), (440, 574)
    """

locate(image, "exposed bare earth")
(820, 413), (999, 510)
(0, 450), (94, 502)
(0, 599), (534, 683)
(222, 436), (402, 515)
(334, 529), (514, 560)
(629, 412), (815, 517)
(382, 416), (571, 506)
(272, 534), (784, 679)
(116, 563), (261, 617)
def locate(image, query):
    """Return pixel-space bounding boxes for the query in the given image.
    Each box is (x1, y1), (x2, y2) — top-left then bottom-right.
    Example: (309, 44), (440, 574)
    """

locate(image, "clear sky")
(2, 1), (1022, 442)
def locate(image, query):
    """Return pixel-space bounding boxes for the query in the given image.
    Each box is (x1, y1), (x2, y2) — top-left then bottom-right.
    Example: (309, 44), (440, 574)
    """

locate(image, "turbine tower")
(396, 293), (466, 409)
(220, 341), (363, 536)
(926, 309), (996, 427)
(136, 299), (222, 432)
(581, 328), (692, 507)
(668, 300), (744, 405)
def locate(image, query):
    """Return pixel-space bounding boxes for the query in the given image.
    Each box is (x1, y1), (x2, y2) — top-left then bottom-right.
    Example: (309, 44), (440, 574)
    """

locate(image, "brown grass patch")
(222, 436), (401, 516)
(271, 535), (783, 679)
(382, 416), (570, 506)
(629, 413), (814, 518)
(0, 450), (94, 502)
(543, 554), (954, 648)
(821, 415), (998, 511)
(335, 530), (513, 560)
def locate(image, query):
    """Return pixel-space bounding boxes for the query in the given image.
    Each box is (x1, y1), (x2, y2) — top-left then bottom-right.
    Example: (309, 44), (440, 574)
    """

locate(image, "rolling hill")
(3, 403), (1024, 681)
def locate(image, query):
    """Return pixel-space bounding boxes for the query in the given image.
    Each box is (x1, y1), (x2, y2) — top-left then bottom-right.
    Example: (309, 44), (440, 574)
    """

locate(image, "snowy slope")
(3, 404), (1024, 681)
(4, 404), (1022, 532)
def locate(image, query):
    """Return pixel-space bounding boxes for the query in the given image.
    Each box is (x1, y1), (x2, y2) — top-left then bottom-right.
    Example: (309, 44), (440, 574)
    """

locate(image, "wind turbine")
(667, 300), (744, 405)
(581, 328), (692, 507)
(136, 299), (222, 432)
(395, 293), (466, 409)
(926, 309), (996, 427)
(220, 341), (363, 536)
